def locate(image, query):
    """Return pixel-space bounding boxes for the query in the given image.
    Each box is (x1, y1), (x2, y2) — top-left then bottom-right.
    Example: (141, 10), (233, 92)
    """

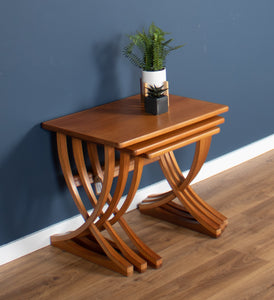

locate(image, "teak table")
(42, 94), (229, 276)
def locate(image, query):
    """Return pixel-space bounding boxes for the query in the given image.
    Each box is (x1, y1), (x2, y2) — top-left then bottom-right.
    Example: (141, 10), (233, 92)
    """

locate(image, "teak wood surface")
(42, 94), (228, 148)
(42, 94), (229, 276)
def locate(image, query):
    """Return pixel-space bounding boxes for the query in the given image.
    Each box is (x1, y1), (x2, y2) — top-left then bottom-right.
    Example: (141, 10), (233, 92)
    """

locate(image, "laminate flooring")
(0, 150), (273, 300)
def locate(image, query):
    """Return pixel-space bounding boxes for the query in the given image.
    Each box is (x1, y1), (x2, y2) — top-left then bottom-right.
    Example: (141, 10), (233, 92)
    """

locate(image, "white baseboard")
(0, 134), (273, 266)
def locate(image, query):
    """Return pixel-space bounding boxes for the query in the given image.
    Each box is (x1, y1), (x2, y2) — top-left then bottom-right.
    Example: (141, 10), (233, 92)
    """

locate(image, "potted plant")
(144, 84), (168, 115)
(123, 22), (184, 87)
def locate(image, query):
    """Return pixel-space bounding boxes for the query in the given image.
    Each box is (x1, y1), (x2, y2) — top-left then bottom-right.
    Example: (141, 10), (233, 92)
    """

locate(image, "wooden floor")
(0, 150), (273, 300)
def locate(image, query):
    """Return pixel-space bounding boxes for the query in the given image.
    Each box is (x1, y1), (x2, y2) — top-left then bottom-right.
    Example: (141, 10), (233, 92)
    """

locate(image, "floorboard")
(0, 150), (273, 300)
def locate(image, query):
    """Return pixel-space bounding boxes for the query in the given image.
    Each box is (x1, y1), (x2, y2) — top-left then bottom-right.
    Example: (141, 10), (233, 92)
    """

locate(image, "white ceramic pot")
(142, 68), (166, 87)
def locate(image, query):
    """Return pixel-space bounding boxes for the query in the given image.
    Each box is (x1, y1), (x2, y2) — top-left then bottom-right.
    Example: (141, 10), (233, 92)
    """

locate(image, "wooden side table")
(42, 94), (229, 276)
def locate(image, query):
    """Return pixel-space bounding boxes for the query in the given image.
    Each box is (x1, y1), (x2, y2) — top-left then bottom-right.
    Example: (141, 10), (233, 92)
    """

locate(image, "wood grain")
(1, 150), (273, 299)
(127, 116), (224, 156)
(41, 95), (228, 148)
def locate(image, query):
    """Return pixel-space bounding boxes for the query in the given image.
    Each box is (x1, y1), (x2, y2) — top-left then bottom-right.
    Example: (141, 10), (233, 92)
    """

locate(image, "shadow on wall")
(92, 35), (122, 103)
(0, 125), (78, 246)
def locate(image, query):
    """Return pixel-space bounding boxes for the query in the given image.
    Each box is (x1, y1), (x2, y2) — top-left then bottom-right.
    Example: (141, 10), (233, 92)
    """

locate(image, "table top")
(42, 95), (229, 148)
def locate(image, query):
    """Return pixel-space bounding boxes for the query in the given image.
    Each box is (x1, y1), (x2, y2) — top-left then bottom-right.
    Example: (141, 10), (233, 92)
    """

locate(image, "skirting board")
(0, 134), (273, 266)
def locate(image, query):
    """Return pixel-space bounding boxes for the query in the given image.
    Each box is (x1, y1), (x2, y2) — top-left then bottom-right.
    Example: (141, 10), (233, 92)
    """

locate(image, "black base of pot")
(144, 96), (168, 115)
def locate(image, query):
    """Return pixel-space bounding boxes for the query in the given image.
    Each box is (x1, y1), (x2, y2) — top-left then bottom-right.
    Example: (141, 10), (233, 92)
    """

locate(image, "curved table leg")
(51, 133), (161, 275)
(88, 143), (162, 269)
(139, 137), (227, 238)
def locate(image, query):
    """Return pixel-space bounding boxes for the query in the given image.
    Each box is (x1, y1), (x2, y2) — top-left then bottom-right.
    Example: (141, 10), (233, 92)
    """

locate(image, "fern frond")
(123, 43), (144, 69)
(123, 23), (184, 71)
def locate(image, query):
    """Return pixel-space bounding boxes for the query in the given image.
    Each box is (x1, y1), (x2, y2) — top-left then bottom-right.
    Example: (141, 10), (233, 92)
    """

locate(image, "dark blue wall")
(1, 0), (273, 246)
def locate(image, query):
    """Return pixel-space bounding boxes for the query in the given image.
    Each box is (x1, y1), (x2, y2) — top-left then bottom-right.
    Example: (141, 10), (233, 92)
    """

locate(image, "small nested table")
(42, 94), (229, 276)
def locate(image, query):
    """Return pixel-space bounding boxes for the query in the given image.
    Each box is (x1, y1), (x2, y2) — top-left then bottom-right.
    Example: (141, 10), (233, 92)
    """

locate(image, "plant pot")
(144, 96), (168, 115)
(142, 68), (166, 87)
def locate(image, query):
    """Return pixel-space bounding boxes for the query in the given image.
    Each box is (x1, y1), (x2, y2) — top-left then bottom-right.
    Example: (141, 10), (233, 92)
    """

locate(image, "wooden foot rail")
(139, 138), (228, 238)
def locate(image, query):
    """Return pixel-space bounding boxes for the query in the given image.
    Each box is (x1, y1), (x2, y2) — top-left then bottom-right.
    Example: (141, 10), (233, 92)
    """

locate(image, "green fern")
(123, 23), (184, 71)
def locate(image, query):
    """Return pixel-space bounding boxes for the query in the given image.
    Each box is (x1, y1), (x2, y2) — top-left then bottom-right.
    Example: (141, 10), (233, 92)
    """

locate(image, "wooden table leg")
(139, 137), (228, 238)
(51, 133), (161, 276)
(89, 143), (162, 269)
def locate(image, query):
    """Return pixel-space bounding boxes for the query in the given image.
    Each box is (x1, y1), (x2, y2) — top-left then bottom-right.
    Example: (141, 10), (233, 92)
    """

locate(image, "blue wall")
(1, 0), (273, 246)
